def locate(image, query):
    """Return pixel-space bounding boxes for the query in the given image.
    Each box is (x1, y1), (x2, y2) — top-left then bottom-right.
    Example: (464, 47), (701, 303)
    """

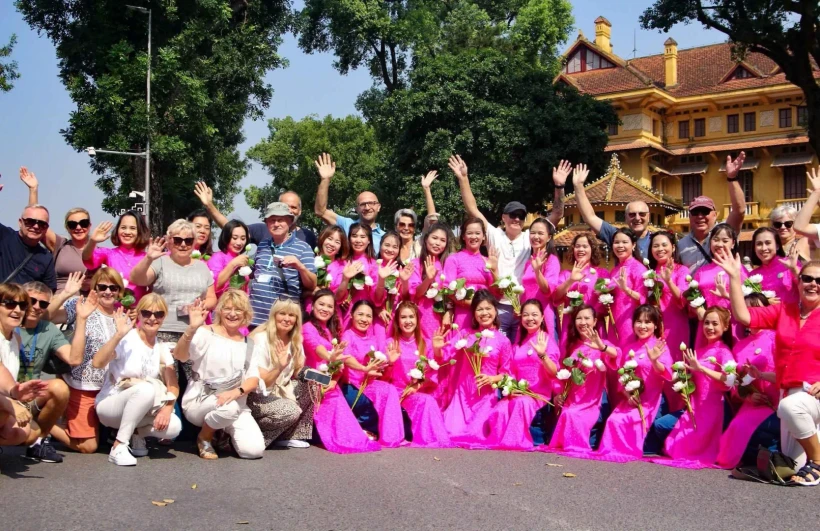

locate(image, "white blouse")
(182, 327), (259, 407)
(97, 329), (174, 404)
(0, 333), (21, 383)
(252, 338), (301, 401)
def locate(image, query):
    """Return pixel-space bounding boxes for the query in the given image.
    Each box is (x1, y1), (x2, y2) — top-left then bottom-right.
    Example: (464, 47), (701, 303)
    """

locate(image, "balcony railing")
(678, 210), (690, 219)
(723, 202), (759, 219)
(776, 198), (808, 212)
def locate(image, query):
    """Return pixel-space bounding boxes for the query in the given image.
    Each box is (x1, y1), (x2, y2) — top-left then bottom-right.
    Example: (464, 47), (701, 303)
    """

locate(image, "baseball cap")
(688, 196), (716, 211)
(264, 202), (294, 219)
(503, 201), (527, 215)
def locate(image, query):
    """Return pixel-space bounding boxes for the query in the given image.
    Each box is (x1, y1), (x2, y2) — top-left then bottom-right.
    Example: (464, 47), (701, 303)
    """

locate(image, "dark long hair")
(348, 223), (375, 260)
(470, 289), (500, 330)
(570, 232), (602, 267)
(528, 218), (556, 258)
(708, 223), (739, 258)
(459, 216), (486, 253)
(632, 304), (662, 338)
(419, 222), (454, 281)
(751, 227), (785, 266)
(217, 220), (249, 253)
(318, 225), (350, 261)
(110, 210), (151, 251)
(647, 230), (681, 270)
(309, 289), (341, 340)
(612, 227), (643, 266)
(517, 298), (548, 345)
(187, 208), (214, 255)
(566, 304), (596, 349)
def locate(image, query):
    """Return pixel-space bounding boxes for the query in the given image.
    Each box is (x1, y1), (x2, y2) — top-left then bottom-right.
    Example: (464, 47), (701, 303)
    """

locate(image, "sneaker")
(108, 443), (137, 466)
(130, 434), (149, 457)
(25, 439), (64, 463)
(274, 439), (310, 449)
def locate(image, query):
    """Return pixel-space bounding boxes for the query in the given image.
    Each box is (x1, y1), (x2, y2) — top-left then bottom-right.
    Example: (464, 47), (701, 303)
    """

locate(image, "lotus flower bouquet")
(491, 274), (525, 315)
(555, 351), (606, 414)
(379, 260), (401, 313)
(400, 349), (452, 400)
(707, 355), (773, 410)
(642, 259), (663, 306)
(493, 374), (553, 406)
(672, 343), (697, 428)
(314, 249), (334, 289)
(119, 288), (137, 309)
(454, 329), (496, 393)
(229, 244), (257, 289)
(191, 250), (211, 261)
(348, 271), (375, 292)
(351, 346), (387, 408)
(593, 277), (617, 331)
(682, 275), (706, 309)
(618, 349), (647, 432)
(742, 274), (764, 297)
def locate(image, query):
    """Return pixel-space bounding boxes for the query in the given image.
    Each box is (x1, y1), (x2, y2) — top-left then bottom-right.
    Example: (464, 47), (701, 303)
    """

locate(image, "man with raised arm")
(449, 154), (570, 340)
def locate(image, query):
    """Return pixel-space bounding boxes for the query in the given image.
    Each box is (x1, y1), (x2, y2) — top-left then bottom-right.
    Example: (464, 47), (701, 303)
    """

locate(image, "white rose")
(628, 349), (636, 358)
(480, 329), (495, 338)
(581, 359), (594, 369)
(749, 274), (764, 284)
(673, 381), (686, 392)
(642, 270), (652, 279)
(425, 288), (439, 299)
(599, 294), (614, 305)
(740, 374), (755, 386)
(594, 359), (606, 372)
(589, 268), (596, 275)
(364, 276), (374, 286)
(409, 368), (424, 380)
(643, 258), (650, 266)
(374, 351), (388, 362)
(690, 296), (706, 308)
(455, 288), (467, 301)
(762, 290), (776, 299)
(741, 285), (753, 296)
(498, 278), (511, 290)
(619, 374), (630, 385)
(685, 275), (693, 283)
(454, 339), (468, 350)
(644, 278), (655, 288)
(439, 274), (446, 282)
(625, 380), (641, 392)
(518, 379), (529, 388)
(191, 250), (202, 259)
(435, 294), (443, 302)
(314, 256), (326, 269)
(624, 360), (638, 370)
(567, 290), (582, 299)
(331, 338), (339, 346)
(238, 266), (253, 277)
(432, 282), (439, 289)
(512, 285), (525, 294)
(689, 279), (699, 289)
(672, 361), (686, 371)
(318, 363), (329, 372)
(672, 371), (679, 382)
(679, 342), (687, 351)
(556, 369), (571, 381)
(353, 281), (365, 291)
(501, 388), (511, 397)
(326, 273), (333, 283)
(725, 373), (737, 387)
(428, 360), (440, 370)
(448, 280), (458, 291)
(388, 287), (398, 295)
(723, 360), (738, 372)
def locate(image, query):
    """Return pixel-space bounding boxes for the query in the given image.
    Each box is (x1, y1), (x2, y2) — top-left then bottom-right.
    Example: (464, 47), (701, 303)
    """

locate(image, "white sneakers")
(274, 439), (310, 449)
(130, 434), (149, 457)
(108, 443), (137, 466)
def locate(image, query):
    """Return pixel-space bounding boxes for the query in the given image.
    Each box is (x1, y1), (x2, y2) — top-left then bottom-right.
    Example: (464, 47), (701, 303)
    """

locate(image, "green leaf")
(571, 368), (586, 386)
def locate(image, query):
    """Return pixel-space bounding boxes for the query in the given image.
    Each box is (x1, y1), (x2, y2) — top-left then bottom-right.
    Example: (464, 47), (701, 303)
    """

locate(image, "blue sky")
(0, 1), (724, 230)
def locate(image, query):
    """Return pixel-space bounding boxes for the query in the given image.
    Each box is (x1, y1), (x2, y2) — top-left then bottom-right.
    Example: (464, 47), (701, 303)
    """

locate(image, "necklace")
(800, 303), (817, 320)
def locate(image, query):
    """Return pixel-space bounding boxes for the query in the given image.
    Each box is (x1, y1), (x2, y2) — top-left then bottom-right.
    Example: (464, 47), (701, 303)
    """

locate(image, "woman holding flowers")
(207, 220), (251, 298)
(716, 294), (779, 469)
(316, 225), (349, 291)
(519, 219), (561, 342)
(609, 228), (648, 344)
(750, 227), (799, 305)
(648, 307), (734, 468)
(443, 290), (512, 439)
(373, 231), (408, 337)
(546, 304), (618, 455)
(302, 290), (379, 454)
(407, 222), (455, 340)
(553, 232), (609, 352)
(647, 231), (689, 361)
(590, 305), (671, 462)
(443, 217), (495, 331)
(386, 301), (452, 448)
(332, 224), (378, 328)
(340, 300), (404, 447)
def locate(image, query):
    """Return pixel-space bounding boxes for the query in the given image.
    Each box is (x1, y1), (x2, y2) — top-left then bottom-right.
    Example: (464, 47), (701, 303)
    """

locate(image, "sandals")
(791, 460), (820, 486)
(197, 438), (218, 460)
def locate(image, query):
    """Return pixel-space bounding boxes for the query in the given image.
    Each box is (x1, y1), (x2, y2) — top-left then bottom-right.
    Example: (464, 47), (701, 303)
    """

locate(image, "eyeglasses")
(397, 222), (415, 229)
(172, 236), (195, 246)
(96, 284), (120, 293)
(139, 309), (166, 320)
(0, 299), (29, 311)
(773, 221), (794, 229)
(22, 218), (49, 229)
(358, 201), (379, 209)
(628, 212), (649, 218)
(66, 219), (91, 230)
(800, 274), (820, 285)
(29, 298), (50, 309)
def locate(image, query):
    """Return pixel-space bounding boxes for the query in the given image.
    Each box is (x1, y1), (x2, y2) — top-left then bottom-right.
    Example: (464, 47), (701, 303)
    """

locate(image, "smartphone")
(304, 368), (332, 386)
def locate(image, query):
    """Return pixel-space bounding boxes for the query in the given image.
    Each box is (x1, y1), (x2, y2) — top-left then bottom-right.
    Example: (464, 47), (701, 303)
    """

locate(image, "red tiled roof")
(604, 140), (672, 155)
(562, 40), (819, 98)
(669, 135), (809, 155)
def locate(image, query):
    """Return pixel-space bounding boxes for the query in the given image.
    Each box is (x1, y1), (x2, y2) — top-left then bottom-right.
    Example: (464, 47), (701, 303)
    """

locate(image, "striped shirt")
(249, 233), (316, 327)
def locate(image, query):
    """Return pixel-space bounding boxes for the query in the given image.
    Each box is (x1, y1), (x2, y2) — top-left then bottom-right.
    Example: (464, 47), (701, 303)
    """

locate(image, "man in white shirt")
(450, 155), (570, 339)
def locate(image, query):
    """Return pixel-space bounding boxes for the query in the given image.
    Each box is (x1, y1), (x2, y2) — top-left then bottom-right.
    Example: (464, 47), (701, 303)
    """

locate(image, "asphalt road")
(1, 442), (817, 530)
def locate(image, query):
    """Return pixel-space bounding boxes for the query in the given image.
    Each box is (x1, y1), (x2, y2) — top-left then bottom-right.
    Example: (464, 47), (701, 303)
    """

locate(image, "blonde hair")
(136, 293), (168, 315)
(90, 268), (125, 297)
(254, 299), (304, 372)
(64, 208), (90, 228)
(166, 219), (195, 238)
(212, 289), (253, 328)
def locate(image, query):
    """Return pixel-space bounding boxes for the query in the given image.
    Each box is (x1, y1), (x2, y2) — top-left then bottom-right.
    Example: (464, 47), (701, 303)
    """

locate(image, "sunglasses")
(66, 219), (91, 230)
(397, 222), (415, 229)
(628, 212), (649, 218)
(22, 218), (49, 229)
(29, 298), (50, 309)
(96, 284), (120, 293)
(0, 299), (29, 311)
(172, 236), (195, 246)
(140, 309), (166, 320)
(772, 221), (794, 229)
(690, 208), (712, 217)
(507, 212), (526, 221)
(800, 274), (820, 285)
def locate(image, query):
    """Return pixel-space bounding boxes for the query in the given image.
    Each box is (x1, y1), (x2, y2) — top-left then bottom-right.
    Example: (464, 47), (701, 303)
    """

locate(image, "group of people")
(2, 154), (820, 486)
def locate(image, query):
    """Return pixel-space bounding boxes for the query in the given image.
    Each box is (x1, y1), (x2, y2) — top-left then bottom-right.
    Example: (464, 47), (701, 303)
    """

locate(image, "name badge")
(256, 274), (273, 284)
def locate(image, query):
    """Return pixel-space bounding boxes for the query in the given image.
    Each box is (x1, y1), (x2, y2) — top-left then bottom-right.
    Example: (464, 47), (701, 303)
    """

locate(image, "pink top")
(83, 246), (148, 301)
(753, 260), (798, 306)
(443, 250), (493, 294)
(610, 257), (648, 341)
(408, 256), (445, 339)
(207, 250), (240, 296)
(303, 321), (336, 370)
(732, 330), (778, 405)
(445, 328), (513, 377)
(555, 264), (610, 312)
(330, 254), (378, 305)
(521, 253), (560, 307)
(341, 326), (387, 387)
(512, 332), (559, 397)
(653, 262), (690, 357)
(388, 336), (439, 391)
(325, 260), (345, 290)
(694, 262), (748, 310)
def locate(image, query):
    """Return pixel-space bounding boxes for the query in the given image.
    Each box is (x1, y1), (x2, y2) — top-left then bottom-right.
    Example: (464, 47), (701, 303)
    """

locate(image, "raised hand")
(432, 324), (449, 351)
(386, 340), (400, 361)
(424, 255), (437, 280)
(615, 267), (629, 291)
(19, 167), (39, 189)
(90, 221), (113, 243)
(76, 291), (99, 319)
(531, 250), (547, 272)
(712, 251), (742, 280)
(808, 167), (820, 194)
(582, 327), (605, 352)
(187, 299), (207, 329)
(724, 151), (746, 181)
(533, 330), (549, 357)
(379, 308), (392, 326)
(421, 170), (438, 189)
(485, 248), (499, 274)
(378, 259), (398, 279)
(194, 181), (214, 207)
(399, 261), (415, 282)
(315, 153), (336, 180)
(63, 271), (85, 298)
(659, 260), (674, 285)
(571, 163), (590, 187)
(114, 307), (134, 337)
(146, 237), (167, 260)
(683, 348), (702, 373)
(647, 338), (667, 361)
(552, 160), (572, 187)
(342, 260), (364, 281)
(448, 155), (468, 181)
(710, 272), (729, 299)
(569, 260), (585, 283)
(273, 337), (290, 365)
(779, 244), (800, 277)
(329, 340), (348, 361)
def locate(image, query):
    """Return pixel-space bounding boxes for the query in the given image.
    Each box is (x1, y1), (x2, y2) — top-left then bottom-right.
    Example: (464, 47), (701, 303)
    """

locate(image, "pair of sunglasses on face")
(172, 236), (195, 246)
(772, 221), (794, 229)
(22, 218), (49, 230)
(800, 274), (820, 285)
(1, 299), (30, 311)
(67, 219), (91, 230)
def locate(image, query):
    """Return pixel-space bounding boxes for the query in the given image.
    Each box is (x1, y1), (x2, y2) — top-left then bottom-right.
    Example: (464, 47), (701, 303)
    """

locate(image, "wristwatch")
(238, 387), (245, 396)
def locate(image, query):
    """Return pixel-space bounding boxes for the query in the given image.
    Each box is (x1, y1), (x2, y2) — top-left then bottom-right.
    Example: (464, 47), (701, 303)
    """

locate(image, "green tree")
(640, 0), (820, 157)
(246, 114), (387, 229)
(0, 34), (21, 93)
(17, 0), (291, 232)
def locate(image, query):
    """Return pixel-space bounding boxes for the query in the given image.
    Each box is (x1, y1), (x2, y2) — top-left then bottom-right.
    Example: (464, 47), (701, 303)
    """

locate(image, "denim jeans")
(588, 390), (612, 450)
(741, 412), (781, 466)
(341, 383), (379, 435)
(643, 394), (684, 455)
(529, 404), (553, 446)
(498, 303), (520, 343)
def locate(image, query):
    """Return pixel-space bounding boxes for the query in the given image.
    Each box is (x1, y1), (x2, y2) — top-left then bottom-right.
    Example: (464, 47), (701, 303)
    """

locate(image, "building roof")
(669, 134), (809, 155)
(559, 38), (819, 98)
(562, 154), (683, 215)
(604, 139), (672, 155)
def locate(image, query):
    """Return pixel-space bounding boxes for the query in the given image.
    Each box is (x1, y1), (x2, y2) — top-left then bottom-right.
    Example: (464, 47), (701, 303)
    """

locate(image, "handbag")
(731, 447), (799, 486)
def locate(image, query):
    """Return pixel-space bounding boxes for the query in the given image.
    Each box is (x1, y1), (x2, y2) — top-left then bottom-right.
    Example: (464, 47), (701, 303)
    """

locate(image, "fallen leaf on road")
(151, 501), (167, 507)
(163, 499), (175, 504)
(513, 482), (522, 486)
(562, 473), (577, 478)
(433, 457), (440, 461)
(236, 521), (249, 525)
(191, 484), (197, 489)
(545, 463), (563, 468)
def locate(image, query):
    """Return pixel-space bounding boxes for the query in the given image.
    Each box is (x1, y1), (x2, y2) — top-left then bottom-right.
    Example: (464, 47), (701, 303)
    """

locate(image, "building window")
(608, 122), (618, 136)
(730, 67), (753, 80)
(564, 47), (615, 74)
(682, 174), (703, 206)
(739, 170), (754, 203)
(783, 167), (805, 199)
(594, 211), (606, 222)
(798, 106), (809, 127)
(653, 120), (659, 137)
(678, 121), (690, 139)
(779, 108), (792, 128)
(694, 118), (706, 137)
(743, 112), (756, 132)
(615, 210), (626, 223)
(565, 214), (572, 225)
(727, 114), (739, 133)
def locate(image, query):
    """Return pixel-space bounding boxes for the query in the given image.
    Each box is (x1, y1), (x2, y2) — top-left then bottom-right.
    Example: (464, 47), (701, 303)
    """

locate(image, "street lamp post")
(126, 5), (151, 228)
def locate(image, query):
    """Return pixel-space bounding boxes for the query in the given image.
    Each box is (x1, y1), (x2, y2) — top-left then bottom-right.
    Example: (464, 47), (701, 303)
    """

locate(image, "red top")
(749, 304), (820, 390)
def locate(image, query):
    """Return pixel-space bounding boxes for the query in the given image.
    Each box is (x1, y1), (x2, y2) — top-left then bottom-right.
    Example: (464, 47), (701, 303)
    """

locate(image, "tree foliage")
(0, 34), (21, 93)
(640, 0), (820, 156)
(16, 0), (291, 232)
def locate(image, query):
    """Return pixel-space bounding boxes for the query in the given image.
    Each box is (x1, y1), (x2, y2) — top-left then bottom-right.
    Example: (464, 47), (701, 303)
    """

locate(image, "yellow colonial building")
(555, 16), (818, 243)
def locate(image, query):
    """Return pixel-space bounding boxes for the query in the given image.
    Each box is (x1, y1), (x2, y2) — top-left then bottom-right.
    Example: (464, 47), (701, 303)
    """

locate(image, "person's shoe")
(274, 439), (310, 449)
(25, 439), (64, 463)
(130, 434), (149, 457)
(108, 443), (137, 466)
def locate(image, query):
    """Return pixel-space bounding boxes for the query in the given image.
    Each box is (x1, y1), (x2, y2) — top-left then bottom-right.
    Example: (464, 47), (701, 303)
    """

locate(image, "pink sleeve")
(606, 341), (622, 363)
(303, 323), (325, 358)
(443, 254), (458, 282)
(748, 304), (781, 331)
(630, 263), (648, 304)
(408, 259), (423, 296)
(544, 254), (561, 284)
(83, 246), (110, 269)
(328, 260), (345, 291)
(674, 265), (689, 292)
(497, 338), (513, 374)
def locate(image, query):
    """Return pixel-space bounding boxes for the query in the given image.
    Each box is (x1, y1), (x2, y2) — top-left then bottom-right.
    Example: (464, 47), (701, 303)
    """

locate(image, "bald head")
(356, 191), (381, 223)
(279, 191), (302, 218)
(625, 201), (650, 236)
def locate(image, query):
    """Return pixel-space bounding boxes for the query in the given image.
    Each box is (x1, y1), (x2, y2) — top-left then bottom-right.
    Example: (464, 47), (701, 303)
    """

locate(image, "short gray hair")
(770, 205), (797, 221)
(166, 219), (195, 237)
(394, 209), (418, 227)
(21, 204), (50, 218)
(23, 281), (53, 298)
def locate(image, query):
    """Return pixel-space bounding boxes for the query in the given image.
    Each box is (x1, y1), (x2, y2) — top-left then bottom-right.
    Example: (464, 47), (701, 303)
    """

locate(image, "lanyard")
(17, 326), (39, 367)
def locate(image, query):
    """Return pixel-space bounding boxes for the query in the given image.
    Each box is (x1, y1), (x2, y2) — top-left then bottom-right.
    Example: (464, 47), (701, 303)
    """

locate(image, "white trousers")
(96, 382), (182, 444)
(778, 388), (820, 468)
(183, 394), (265, 459)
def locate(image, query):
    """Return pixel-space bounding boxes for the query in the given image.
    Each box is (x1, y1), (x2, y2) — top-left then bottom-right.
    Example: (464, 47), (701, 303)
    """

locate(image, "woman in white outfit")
(94, 293), (181, 466)
(174, 289), (264, 460)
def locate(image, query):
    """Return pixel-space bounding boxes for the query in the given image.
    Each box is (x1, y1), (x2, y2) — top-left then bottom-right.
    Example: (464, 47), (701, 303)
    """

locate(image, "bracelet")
(727, 177), (739, 182)
(554, 184), (565, 190)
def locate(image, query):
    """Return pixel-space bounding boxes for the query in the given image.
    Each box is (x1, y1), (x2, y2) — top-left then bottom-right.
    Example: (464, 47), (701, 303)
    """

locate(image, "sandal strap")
(197, 439), (217, 457)
(795, 461), (820, 480)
